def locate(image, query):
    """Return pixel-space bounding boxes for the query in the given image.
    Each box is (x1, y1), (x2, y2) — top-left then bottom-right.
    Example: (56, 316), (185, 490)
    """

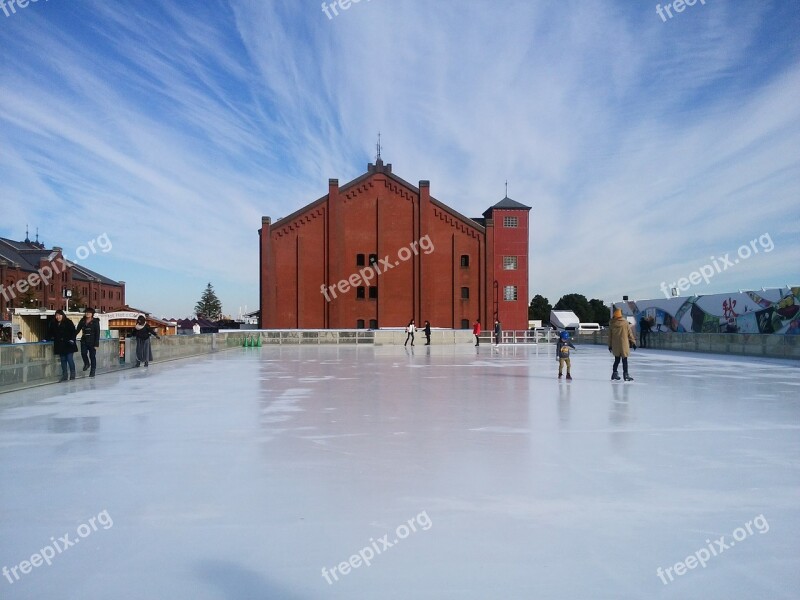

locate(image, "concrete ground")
(0, 344), (798, 599)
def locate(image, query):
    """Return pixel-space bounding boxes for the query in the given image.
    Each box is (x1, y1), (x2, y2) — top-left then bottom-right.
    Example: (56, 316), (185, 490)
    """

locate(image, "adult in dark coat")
(76, 307), (101, 377)
(423, 320), (431, 345)
(639, 315), (651, 348)
(128, 314), (160, 367)
(48, 309), (77, 381)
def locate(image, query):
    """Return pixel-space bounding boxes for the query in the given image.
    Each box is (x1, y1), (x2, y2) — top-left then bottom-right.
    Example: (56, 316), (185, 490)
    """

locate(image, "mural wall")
(617, 287), (800, 335)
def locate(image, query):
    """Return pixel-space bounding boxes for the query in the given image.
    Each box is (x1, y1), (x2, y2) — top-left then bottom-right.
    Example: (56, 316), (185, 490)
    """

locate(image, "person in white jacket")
(13, 332), (26, 344)
(404, 320), (415, 347)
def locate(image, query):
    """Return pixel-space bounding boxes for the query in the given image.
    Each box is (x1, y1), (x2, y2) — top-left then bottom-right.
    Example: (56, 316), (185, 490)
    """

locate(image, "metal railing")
(479, 328), (558, 345)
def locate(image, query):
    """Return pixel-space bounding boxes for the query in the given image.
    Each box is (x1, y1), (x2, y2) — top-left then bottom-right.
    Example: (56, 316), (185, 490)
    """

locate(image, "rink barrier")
(581, 331), (800, 360)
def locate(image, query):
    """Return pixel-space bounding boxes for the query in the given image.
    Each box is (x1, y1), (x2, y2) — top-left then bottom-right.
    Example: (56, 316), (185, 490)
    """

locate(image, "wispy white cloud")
(0, 0), (797, 315)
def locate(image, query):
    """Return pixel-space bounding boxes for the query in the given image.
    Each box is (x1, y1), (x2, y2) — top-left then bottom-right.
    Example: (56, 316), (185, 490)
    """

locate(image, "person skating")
(48, 309), (77, 382)
(423, 320), (431, 345)
(76, 307), (101, 377)
(556, 331), (576, 380)
(609, 308), (636, 381)
(128, 315), (161, 367)
(404, 320), (415, 346)
(494, 319), (502, 346)
(473, 319), (481, 346)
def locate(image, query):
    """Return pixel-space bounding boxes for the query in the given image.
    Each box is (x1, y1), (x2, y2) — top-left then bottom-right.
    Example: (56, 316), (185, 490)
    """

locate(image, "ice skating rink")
(1, 344), (798, 599)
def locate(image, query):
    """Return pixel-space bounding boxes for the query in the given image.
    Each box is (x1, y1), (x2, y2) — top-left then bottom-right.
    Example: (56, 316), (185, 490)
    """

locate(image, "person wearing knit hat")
(608, 307), (637, 381)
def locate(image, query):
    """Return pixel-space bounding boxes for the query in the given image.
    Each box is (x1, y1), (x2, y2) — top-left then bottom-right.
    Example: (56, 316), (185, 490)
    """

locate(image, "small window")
(460, 255), (470, 267)
(503, 256), (518, 270)
(503, 216), (518, 228)
(356, 254), (365, 266)
(461, 319), (470, 329)
(356, 319), (365, 329)
(369, 287), (378, 299)
(369, 319), (378, 329)
(461, 287), (470, 299)
(368, 254), (378, 266)
(356, 286), (365, 299)
(503, 285), (518, 301)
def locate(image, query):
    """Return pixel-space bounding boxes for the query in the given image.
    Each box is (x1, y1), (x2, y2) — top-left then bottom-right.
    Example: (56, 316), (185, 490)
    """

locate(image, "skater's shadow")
(194, 559), (307, 599)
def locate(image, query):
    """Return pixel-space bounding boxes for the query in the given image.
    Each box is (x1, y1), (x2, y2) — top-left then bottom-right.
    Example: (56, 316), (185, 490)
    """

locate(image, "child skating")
(556, 331), (576, 379)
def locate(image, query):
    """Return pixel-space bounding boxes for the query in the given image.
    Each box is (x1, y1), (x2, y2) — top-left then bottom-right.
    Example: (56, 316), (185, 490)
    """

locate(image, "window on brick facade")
(356, 286), (365, 299)
(368, 254), (378, 266)
(503, 216), (518, 227)
(503, 256), (518, 270)
(356, 319), (365, 329)
(461, 287), (470, 299)
(369, 319), (378, 329)
(460, 255), (470, 267)
(503, 285), (518, 301)
(368, 286), (378, 300)
(356, 254), (365, 266)
(461, 319), (470, 329)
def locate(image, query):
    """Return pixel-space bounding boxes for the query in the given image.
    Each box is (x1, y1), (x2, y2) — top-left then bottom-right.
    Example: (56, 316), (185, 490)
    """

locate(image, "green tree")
(589, 299), (610, 326)
(68, 286), (86, 312)
(18, 287), (38, 308)
(554, 293), (593, 323)
(195, 282), (222, 320)
(528, 294), (552, 322)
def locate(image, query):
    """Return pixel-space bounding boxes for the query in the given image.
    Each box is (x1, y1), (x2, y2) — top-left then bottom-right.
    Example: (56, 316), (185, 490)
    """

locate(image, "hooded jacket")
(609, 316), (636, 357)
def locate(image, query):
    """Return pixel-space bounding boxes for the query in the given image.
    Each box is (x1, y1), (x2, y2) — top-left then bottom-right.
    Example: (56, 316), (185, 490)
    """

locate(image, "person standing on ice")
(404, 319), (415, 346)
(473, 319), (481, 346)
(609, 308), (636, 381)
(128, 314), (160, 367)
(48, 309), (77, 382)
(639, 314), (651, 348)
(556, 331), (576, 380)
(76, 307), (101, 377)
(423, 320), (431, 345)
(494, 319), (502, 346)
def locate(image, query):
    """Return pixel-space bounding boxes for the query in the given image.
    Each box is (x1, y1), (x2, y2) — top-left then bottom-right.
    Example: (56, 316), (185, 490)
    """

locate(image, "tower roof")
(482, 196), (531, 217)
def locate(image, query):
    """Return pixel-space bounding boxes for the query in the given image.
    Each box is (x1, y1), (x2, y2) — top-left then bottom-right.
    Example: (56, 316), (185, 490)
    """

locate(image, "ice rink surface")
(1, 343), (798, 599)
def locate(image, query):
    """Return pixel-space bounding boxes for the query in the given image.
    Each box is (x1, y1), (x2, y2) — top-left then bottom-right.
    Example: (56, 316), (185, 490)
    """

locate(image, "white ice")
(1, 344), (799, 599)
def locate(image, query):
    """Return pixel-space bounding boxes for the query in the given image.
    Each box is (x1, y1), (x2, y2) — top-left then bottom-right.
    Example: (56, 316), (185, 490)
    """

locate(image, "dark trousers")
(612, 356), (629, 374)
(59, 353), (76, 378)
(81, 343), (97, 371)
(474, 334), (479, 346)
(425, 334), (431, 345)
(640, 330), (649, 348)
(404, 333), (414, 346)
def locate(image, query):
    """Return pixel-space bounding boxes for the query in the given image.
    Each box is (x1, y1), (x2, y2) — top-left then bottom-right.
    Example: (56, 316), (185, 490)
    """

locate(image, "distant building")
(258, 158), (531, 330)
(0, 235), (125, 320)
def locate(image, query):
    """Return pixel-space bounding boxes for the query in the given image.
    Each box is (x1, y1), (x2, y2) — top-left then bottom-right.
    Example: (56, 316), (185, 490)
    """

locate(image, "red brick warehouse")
(258, 157), (531, 330)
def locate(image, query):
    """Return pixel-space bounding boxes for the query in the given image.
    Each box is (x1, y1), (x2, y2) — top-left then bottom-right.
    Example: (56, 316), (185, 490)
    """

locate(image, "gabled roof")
(270, 161), (487, 235)
(0, 237), (122, 287)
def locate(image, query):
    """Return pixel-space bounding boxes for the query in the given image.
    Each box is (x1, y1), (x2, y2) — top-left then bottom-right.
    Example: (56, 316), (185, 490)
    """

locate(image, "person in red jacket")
(473, 319), (481, 346)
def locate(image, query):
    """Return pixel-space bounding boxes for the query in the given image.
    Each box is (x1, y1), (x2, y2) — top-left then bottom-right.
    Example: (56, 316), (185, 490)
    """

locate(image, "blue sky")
(1, 0), (798, 318)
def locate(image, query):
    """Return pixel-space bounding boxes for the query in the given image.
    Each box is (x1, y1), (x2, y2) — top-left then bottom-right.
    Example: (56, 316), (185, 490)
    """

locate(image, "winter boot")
(83, 364), (90, 371)
(89, 369), (96, 378)
(566, 373), (572, 380)
(558, 372), (563, 379)
(134, 361), (140, 368)
(611, 371), (621, 381)
(624, 373), (634, 382)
